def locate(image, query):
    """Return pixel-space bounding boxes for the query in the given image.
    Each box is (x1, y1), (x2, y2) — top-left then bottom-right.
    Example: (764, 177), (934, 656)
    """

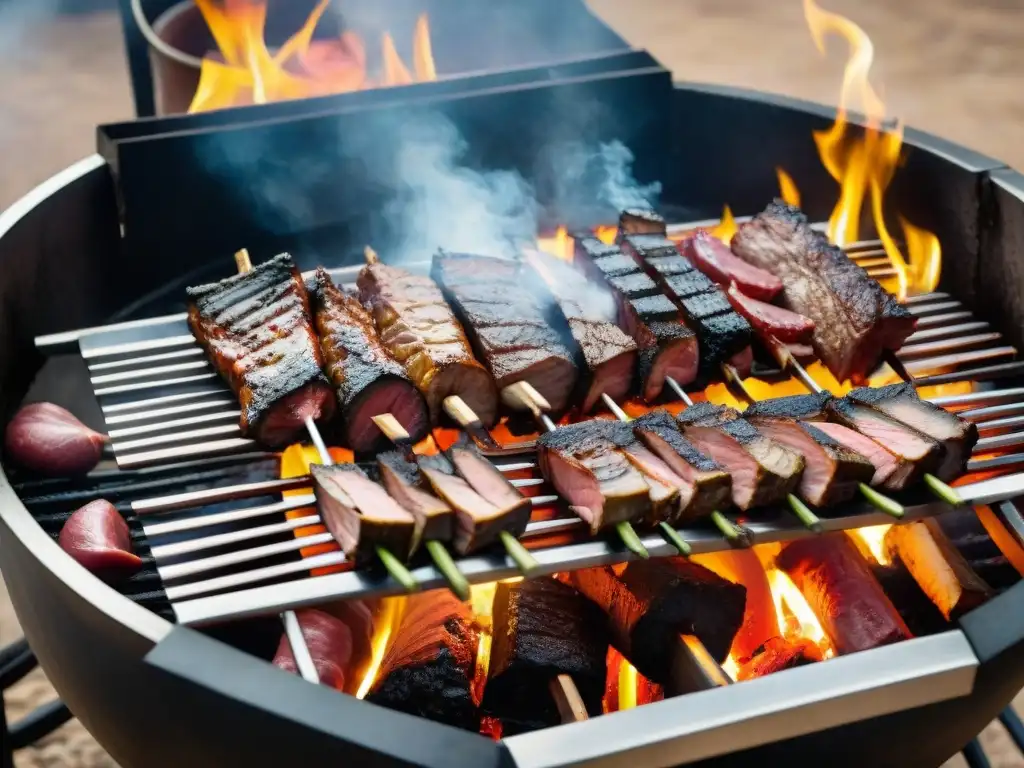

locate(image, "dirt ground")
(2, 1), (1024, 765)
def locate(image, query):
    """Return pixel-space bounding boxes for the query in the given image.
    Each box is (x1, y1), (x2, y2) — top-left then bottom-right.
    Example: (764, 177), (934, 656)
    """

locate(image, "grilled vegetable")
(730, 201), (916, 382)
(187, 253), (335, 447)
(484, 577), (608, 731)
(677, 402), (804, 511)
(377, 451), (454, 543)
(310, 269), (429, 452)
(680, 230), (783, 302)
(58, 499), (142, 577)
(357, 261), (499, 427)
(272, 609), (352, 690)
(311, 463), (419, 564)
(5, 402), (108, 476)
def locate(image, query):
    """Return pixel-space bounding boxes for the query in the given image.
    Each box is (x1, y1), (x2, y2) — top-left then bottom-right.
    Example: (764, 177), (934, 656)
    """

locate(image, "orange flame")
(594, 225), (618, 245)
(618, 658), (639, 710)
(279, 442), (350, 576)
(754, 544), (834, 657)
(848, 525), (893, 565)
(354, 596), (407, 699)
(802, 0), (940, 300)
(537, 226), (574, 261)
(190, 2), (436, 113)
(776, 167), (801, 208)
(710, 205), (737, 244)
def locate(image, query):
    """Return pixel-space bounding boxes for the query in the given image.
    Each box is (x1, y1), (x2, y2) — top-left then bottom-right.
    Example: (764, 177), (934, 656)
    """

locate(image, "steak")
(679, 230), (782, 301)
(537, 421), (652, 533)
(631, 410), (732, 522)
(601, 421), (684, 524)
(484, 577), (608, 730)
(187, 253), (335, 447)
(311, 463), (419, 564)
(376, 451), (454, 543)
(846, 383), (978, 481)
(357, 262), (499, 427)
(617, 207), (667, 238)
(730, 201), (917, 382)
(620, 233), (753, 378)
(575, 236), (698, 399)
(431, 252), (578, 414)
(526, 251), (638, 412)
(677, 402), (804, 511)
(309, 269), (429, 452)
(724, 281), (815, 344)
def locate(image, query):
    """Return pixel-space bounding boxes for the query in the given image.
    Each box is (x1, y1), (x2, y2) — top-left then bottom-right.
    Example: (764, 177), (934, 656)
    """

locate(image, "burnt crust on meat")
(742, 392), (834, 421)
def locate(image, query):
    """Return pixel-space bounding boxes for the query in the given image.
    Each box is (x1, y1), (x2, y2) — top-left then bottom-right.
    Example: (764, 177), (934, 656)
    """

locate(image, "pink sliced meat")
(6, 402), (108, 476)
(680, 230), (783, 301)
(725, 282), (815, 343)
(58, 499), (142, 578)
(273, 609), (353, 690)
(812, 422), (902, 489)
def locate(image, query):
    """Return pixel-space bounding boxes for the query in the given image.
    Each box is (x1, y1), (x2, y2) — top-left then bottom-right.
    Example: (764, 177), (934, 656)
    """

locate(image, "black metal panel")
(978, 168), (1024, 351)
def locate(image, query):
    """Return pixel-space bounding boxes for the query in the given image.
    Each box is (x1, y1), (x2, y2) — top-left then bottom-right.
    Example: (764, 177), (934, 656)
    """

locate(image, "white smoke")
(547, 138), (662, 218)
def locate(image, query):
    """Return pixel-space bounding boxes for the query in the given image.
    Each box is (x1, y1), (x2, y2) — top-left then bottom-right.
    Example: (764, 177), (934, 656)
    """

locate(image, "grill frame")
(4, 83), (1024, 768)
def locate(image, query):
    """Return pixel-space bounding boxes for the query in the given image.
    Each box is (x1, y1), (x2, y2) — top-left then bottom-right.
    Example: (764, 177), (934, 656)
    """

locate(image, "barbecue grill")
(4, 4), (1024, 765)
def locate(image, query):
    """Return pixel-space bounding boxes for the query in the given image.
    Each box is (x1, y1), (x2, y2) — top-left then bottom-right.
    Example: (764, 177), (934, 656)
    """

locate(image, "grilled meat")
(377, 451), (453, 543)
(431, 252), (578, 414)
(537, 421), (652, 533)
(737, 637), (822, 680)
(58, 499), (142, 578)
(618, 207), (667, 238)
(601, 421), (683, 524)
(311, 463), (419, 564)
(357, 261), (499, 427)
(272, 609), (352, 690)
(484, 577), (608, 731)
(631, 410), (732, 521)
(367, 592), (479, 732)
(187, 254), (335, 447)
(417, 442), (530, 554)
(526, 251), (638, 412)
(310, 269), (429, 452)
(730, 201), (917, 382)
(5, 402), (107, 476)
(847, 383), (977, 480)
(745, 416), (874, 506)
(677, 402), (804, 510)
(724, 282), (815, 344)
(564, 558), (746, 683)
(777, 534), (913, 654)
(621, 234), (753, 378)
(679, 230), (782, 301)
(574, 236), (698, 399)
(884, 519), (992, 621)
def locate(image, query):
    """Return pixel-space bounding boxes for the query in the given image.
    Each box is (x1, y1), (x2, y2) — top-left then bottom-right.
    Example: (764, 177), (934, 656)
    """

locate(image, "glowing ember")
(801, 0), (941, 300)
(618, 658), (638, 710)
(355, 596), (407, 699)
(849, 524), (893, 566)
(710, 205), (737, 244)
(189, 1), (437, 113)
(721, 654), (741, 682)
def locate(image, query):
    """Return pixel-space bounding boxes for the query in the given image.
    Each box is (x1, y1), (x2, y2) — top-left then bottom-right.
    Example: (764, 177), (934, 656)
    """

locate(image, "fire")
(467, 577), (523, 700)
(355, 596), (408, 699)
(537, 226), (574, 262)
(279, 442), (350, 575)
(618, 658), (638, 710)
(189, 1), (437, 113)
(776, 167), (801, 208)
(755, 544), (833, 657)
(710, 205), (737, 244)
(594, 225), (618, 245)
(849, 524), (893, 566)
(799, 0), (940, 300)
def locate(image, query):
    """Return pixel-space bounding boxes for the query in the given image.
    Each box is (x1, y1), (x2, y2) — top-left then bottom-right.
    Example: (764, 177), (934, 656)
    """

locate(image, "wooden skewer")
(549, 674), (589, 723)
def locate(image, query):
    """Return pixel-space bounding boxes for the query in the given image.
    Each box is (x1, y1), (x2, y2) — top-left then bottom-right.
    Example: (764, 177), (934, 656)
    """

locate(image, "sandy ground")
(1, 1), (1024, 765)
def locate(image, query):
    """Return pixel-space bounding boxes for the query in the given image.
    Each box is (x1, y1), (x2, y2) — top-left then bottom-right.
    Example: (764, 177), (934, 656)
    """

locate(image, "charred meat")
(777, 534), (913, 654)
(621, 233), (753, 378)
(357, 262), (499, 427)
(310, 269), (429, 452)
(846, 383), (977, 481)
(58, 499), (142, 578)
(565, 558), (746, 683)
(272, 609), (352, 690)
(311, 463), (419, 564)
(537, 421), (652, 533)
(617, 207), (667, 238)
(367, 592), (479, 732)
(187, 253), (335, 447)
(601, 421), (684, 524)
(431, 252), (578, 414)
(377, 450), (454, 544)
(679, 230), (782, 302)
(5, 402), (108, 476)
(526, 251), (638, 412)
(484, 578), (608, 731)
(574, 237), (698, 399)
(724, 282), (815, 344)
(677, 402), (804, 510)
(730, 201), (916, 382)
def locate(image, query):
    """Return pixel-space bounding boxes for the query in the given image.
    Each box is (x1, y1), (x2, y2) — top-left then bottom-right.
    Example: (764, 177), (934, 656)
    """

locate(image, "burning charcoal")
(311, 463), (420, 565)
(483, 578), (608, 731)
(272, 609), (353, 690)
(679, 230), (783, 302)
(5, 402), (108, 476)
(618, 208), (667, 238)
(737, 637), (822, 680)
(377, 451), (454, 544)
(309, 269), (430, 452)
(537, 421), (652, 533)
(565, 558), (746, 685)
(868, 557), (950, 637)
(677, 402), (804, 511)
(846, 383), (978, 481)
(367, 591), (479, 732)
(884, 519), (993, 621)
(358, 261), (499, 428)
(777, 534), (912, 654)
(187, 253), (335, 447)
(58, 499), (142, 579)
(730, 201), (916, 382)
(431, 252), (579, 415)
(603, 648), (664, 712)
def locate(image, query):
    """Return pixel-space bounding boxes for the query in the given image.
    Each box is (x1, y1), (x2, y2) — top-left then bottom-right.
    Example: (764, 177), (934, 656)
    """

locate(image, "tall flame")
(355, 596), (407, 699)
(754, 544), (834, 657)
(710, 205), (737, 244)
(848, 524), (893, 566)
(802, 0), (940, 300)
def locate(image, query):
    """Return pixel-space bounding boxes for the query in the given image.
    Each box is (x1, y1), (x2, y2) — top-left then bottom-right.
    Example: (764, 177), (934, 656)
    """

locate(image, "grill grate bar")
(91, 360), (210, 386)
(143, 495), (316, 536)
(151, 514), (322, 559)
(89, 346), (205, 371)
(112, 423), (243, 452)
(104, 398), (236, 426)
(914, 361), (1024, 388)
(905, 322), (991, 345)
(960, 402), (1024, 423)
(907, 300), (964, 317)
(896, 333), (1005, 361)
(95, 372), (219, 398)
(976, 416), (1024, 435)
(928, 387), (1024, 409)
(101, 388), (228, 414)
(903, 346), (1017, 375)
(975, 431), (1024, 452)
(914, 311), (974, 329)
(108, 410), (241, 440)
